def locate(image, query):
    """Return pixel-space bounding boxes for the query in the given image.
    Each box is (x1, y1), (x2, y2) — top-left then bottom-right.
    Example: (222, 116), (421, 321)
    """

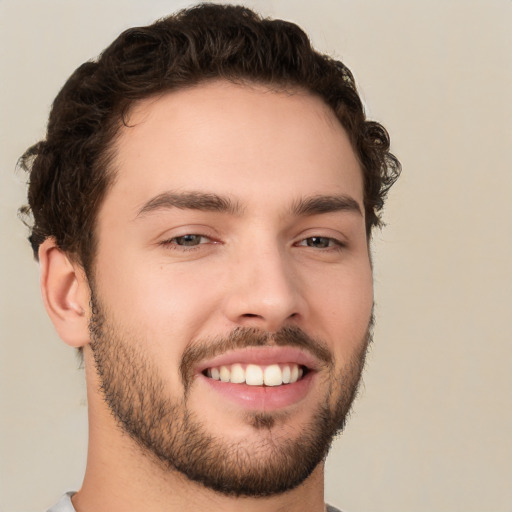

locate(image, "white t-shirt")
(47, 492), (75, 512)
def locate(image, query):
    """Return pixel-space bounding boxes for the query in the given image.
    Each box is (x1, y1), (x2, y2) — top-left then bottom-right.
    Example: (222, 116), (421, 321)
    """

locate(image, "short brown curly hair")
(19, 3), (400, 272)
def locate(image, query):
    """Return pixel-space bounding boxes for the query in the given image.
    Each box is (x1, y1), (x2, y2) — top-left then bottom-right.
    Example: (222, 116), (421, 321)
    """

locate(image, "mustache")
(180, 326), (333, 392)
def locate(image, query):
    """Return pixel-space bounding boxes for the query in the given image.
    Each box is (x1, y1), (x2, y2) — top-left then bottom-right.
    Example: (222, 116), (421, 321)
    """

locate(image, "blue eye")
(299, 236), (342, 249)
(172, 234), (207, 246)
(161, 234), (211, 249)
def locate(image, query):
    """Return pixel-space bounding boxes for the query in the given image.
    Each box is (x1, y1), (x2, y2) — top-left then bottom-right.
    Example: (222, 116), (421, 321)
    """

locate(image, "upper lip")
(196, 346), (322, 375)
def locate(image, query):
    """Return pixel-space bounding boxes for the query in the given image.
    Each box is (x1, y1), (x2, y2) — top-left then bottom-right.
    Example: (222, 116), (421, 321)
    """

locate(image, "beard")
(88, 291), (371, 497)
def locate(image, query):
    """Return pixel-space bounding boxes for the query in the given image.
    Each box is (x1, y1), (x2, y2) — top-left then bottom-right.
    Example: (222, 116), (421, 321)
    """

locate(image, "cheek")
(94, 251), (226, 355)
(143, 268), (222, 342)
(307, 261), (373, 353)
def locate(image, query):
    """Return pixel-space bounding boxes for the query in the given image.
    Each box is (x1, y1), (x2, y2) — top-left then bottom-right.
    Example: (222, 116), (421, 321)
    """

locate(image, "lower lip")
(198, 371), (314, 411)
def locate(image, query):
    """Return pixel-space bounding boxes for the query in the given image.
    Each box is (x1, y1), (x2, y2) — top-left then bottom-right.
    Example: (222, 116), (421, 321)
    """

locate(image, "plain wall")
(1, 1), (511, 511)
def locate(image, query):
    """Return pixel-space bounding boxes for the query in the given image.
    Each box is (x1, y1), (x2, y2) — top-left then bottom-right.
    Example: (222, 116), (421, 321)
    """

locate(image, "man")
(19, 4), (400, 511)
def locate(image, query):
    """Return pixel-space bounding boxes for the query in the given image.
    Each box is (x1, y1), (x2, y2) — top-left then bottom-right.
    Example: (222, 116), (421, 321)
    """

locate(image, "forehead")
(104, 80), (363, 218)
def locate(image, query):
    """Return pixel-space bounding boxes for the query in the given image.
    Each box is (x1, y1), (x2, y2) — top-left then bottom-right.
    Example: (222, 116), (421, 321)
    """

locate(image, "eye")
(297, 236), (343, 249)
(161, 234), (212, 248)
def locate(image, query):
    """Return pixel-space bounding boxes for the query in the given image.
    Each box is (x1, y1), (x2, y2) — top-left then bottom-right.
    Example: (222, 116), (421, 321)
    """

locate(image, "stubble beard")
(88, 292), (371, 497)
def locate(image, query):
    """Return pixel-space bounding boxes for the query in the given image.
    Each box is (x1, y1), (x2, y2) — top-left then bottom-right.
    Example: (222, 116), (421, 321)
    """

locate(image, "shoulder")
(326, 505), (344, 512)
(46, 492), (76, 512)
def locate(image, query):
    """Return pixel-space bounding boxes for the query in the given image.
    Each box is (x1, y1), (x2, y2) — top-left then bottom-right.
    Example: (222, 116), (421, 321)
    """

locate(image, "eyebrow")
(135, 191), (362, 220)
(291, 194), (362, 217)
(136, 191), (243, 218)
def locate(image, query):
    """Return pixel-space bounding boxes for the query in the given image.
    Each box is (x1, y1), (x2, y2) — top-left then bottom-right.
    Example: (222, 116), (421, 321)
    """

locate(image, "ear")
(39, 238), (91, 348)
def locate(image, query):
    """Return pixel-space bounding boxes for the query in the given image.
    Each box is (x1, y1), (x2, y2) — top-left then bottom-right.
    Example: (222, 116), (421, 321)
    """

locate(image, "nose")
(222, 243), (306, 332)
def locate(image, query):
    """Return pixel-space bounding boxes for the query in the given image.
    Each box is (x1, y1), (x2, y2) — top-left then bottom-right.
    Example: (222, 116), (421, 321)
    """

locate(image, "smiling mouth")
(203, 363), (309, 387)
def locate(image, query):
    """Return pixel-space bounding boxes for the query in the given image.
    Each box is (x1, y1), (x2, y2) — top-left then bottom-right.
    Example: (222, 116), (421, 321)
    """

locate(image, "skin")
(40, 80), (374, 512)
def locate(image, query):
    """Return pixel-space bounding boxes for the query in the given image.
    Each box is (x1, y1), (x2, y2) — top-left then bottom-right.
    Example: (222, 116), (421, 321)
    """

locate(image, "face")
(88, 81), (373, 495)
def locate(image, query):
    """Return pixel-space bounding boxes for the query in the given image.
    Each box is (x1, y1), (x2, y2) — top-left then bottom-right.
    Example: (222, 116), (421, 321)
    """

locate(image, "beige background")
(1, 1), (511, 511)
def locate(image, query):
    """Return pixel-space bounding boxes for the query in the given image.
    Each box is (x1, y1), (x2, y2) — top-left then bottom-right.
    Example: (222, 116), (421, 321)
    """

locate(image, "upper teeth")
(206, 363), (304, 386)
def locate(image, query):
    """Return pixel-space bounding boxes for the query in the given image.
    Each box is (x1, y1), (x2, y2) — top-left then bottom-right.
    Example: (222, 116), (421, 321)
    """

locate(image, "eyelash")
(159, 234), (214, 250)
(295, 236), (345, 251)
(159, 234), (345, 252)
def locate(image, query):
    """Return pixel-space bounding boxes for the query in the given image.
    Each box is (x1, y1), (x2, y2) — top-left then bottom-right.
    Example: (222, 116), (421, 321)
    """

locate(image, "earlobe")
(39, 238), (91, 348)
